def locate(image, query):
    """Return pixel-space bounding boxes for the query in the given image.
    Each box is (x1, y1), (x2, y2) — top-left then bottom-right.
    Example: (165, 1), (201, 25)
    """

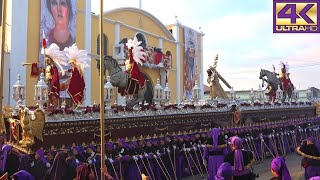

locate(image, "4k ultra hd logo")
(273, 0), (320, 33)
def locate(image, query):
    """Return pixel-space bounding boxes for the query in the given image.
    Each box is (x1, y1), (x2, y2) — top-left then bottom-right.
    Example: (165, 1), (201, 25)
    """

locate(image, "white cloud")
(203, 12), (270, 45)
(271, 34), (320, 49)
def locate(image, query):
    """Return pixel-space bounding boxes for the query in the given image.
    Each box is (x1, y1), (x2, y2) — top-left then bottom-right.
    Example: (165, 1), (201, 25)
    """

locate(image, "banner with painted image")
(40, 0), (76, 99)
(183, 26), (198, 100)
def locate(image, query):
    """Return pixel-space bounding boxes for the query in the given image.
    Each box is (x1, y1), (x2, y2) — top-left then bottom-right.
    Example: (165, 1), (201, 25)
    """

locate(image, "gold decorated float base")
(3, 105), (317, 152)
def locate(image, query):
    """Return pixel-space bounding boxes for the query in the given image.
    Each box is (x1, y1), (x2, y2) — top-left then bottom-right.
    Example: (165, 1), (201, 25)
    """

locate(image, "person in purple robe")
(214, 162), (233, 180)
(12, 170), (35, 180)
(128, 141), (143, 180)
(224, 136), (254, 180)
(296, 136), (320, 179)
(46, 150), (56, 166)
(47, 151), (69, 180)
(117, 138), (132, 179)
(104, 142), (119, 179)
(84, 145), (96, 162)
(1, 145), (19, 176)
(30, 148), (50, 180)
(270, 156), (291, 180)
(203, 128), (227, 180)
(72, 146), (86, 164)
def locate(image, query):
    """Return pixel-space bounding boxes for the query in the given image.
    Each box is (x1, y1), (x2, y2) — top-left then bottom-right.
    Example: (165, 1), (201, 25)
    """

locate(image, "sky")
(91, 0), (320, 91)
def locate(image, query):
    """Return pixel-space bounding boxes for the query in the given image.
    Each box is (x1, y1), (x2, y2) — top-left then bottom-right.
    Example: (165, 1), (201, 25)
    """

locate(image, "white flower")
(126, 37), (146, 65)
(64, 43), (90, 76)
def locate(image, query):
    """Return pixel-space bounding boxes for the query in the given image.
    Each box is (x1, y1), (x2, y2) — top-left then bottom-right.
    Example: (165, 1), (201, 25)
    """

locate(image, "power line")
(223, 63), (320, 75)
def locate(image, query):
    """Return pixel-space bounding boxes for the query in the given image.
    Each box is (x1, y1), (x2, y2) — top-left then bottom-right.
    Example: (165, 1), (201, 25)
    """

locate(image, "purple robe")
(271, 156), (291, 180)
(12, 170), (35, 180)
(214, 162), (233, 180)
(49, 151), (68, 180)
(204, 128), (226, 180)
(0, 144), (12, 172)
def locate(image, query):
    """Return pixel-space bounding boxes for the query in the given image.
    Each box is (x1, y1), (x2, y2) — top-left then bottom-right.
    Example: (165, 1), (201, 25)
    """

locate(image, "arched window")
(141, 72), (153, 104)
(135, 33), (147, 49)
(97, 34), (108, 55)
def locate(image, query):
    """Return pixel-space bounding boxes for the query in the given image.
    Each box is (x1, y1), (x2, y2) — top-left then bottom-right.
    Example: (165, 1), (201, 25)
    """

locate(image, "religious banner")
(183, 26), (198, 100)
(40, 0), (76, 67)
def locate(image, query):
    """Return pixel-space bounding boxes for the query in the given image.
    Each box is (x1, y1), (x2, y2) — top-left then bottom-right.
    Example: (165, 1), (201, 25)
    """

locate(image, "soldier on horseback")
(259, 61), (294, 102)
(279, 62), (294, 96)
(125, 37), (146, 89)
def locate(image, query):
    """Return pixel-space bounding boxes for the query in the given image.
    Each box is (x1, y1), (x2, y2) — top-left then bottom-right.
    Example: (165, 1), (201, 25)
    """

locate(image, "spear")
(139, 154), (152, 180)
(167, 148), (177, 180)
(183, 145), (195, 180)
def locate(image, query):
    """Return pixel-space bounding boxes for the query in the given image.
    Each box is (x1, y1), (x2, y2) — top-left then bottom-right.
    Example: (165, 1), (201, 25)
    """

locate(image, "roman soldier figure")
(64, 44), (90, 107)
(125, 37), (146, 88)
(44, 43), (68, 107)
(279, 62), (294, 93)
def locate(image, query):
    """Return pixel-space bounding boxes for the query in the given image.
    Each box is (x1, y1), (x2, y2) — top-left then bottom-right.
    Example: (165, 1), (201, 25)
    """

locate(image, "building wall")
(25, 0), (40, 105)
(90, 16), (115, 103)
(104, 9), (172, 40)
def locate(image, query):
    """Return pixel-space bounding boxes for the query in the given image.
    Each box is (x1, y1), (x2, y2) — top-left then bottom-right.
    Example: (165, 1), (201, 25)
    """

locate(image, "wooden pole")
(99, 0), (105, 180)
(0, 0), (7, 131)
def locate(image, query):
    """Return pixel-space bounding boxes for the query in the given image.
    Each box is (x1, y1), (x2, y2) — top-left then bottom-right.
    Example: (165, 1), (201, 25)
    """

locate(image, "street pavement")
(182, 153), (305, 180)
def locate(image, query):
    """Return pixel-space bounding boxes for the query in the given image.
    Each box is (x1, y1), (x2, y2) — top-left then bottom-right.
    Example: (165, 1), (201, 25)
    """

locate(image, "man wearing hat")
(297, 136), (320, 179)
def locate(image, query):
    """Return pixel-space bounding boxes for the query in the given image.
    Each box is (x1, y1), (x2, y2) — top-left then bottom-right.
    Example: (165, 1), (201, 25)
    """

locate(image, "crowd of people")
(1, 117), (320, 180)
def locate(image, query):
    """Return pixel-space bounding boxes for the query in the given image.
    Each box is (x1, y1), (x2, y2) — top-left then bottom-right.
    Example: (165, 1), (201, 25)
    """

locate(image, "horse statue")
(96, 56), (147, 107)
(259, 69), (293, 101)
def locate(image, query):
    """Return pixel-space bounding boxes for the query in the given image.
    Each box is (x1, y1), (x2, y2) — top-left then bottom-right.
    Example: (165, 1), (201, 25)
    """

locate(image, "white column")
(114, 22), (125, 105)
(158, 36), (163, 48)
(114, 22), (121, 44)
(158, 36), (166, 87)
(10, 0), (28, 106)
(84, 0), (91, 106)
(199, 32), (205, 99)
(139, 0), (142, 9)
(173, 24), (181, 103)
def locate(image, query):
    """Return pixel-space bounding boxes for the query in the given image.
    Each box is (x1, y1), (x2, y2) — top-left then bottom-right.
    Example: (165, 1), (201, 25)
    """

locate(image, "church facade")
(2, 0), (204, 106)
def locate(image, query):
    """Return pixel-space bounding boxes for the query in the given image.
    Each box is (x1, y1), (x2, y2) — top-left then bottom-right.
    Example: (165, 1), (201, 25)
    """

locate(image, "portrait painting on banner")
(40, 0), (77, 98)
(40, 0), (76, 67)
(183, 27), (198, 100)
